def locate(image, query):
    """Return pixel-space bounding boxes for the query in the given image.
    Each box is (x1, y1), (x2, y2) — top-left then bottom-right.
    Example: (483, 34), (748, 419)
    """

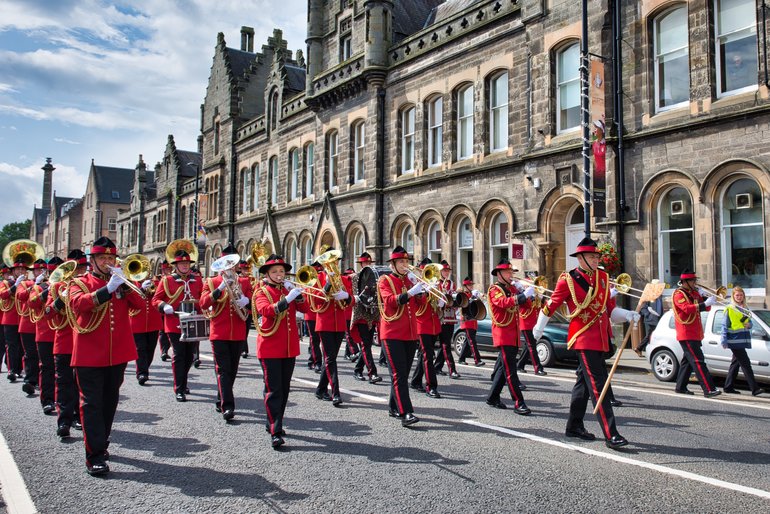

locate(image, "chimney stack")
(41, 157), (55, 212)
(241, 26), (254, 52)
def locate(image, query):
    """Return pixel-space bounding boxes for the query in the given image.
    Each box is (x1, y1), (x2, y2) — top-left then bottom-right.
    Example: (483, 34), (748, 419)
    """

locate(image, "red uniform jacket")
(15, 280), (36, 334)
(543, 268), (616, 352)
(518, 297), (540, 331)
(488, 282), (526, 346)
(200, 275), (254, 341)
(151, 274), (203, 334)
(672, 288), (707, 341)
(0, 279), (21, 325)
(377, 272), (419, 341)
(309, 272), (354, 333)
(416, 295), (441, 336)
(45, 281), (73, 355)
(68, 273), (143, 367)
(253, 280), (308, 359)
(28, 283), (55, 342)
(129, 279), (163, 334)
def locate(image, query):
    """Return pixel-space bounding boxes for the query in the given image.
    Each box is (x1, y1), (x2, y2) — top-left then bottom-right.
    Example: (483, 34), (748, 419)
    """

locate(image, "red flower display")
(598, 242), (622, 277)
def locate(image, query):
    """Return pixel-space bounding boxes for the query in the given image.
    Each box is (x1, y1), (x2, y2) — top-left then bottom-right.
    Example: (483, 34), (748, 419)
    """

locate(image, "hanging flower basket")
(598, 242), (622, 277)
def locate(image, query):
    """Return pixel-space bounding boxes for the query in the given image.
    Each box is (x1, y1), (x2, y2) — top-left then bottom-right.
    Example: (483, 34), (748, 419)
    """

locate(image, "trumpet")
(406, 263), (448, 303)
(285, 265), (328, 300)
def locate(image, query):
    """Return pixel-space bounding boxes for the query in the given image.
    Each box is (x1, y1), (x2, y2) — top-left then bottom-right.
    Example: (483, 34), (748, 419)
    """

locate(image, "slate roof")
(52, 195), (75, 217)
(176, 151), (201, 178)
(284, 64), (306, 93)
(393, 0), (446, 42)
(226, 47), (257, 80)
(33, 207), (49, 235)
(59, 197), (82, 217)
(92, 165), (134, 204)
(426, 0), (481, 26)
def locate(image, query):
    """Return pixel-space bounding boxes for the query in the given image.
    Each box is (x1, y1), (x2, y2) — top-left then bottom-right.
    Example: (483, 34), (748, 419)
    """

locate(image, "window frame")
(353, 121), (365, 183)
(713, 0), (758, 98)
(556, 43), (581, 134)
(305, 143), (314, 197)
(652, 6), (690, 113)
(327, 131), (338, 190)
(489, 72), (509, 152)
(290, 148), (301, 201)
(401, 107), (415, 174)
(457, 85), (474, 160)
(657, 186), (695, 290)
(269, 157), (278, 205)
(427, 96), (443, 168)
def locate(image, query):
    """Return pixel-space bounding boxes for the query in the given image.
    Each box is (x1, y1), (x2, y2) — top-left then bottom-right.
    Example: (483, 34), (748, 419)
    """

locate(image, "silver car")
(646, 307), (770, 384)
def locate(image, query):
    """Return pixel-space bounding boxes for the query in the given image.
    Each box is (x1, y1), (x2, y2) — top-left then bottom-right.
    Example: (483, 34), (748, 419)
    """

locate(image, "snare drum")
(179, 314), (210, 342)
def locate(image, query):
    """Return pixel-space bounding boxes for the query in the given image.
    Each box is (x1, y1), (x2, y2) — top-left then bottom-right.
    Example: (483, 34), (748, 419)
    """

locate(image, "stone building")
(29, 158), (83, 259)
(80, 160), (134, 251)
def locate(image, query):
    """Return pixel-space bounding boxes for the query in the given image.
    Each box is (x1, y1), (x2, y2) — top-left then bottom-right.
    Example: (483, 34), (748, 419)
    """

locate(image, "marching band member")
(46, 250), (87, 439)
(485, 259), (534, 415)
(238, 259), (252, 359)
(0, 265), (8, 374)
(252, 254), (307, 448)
(457, 277), (484, 366)
(158, 261), (172, 362)
(342, 268), (360, 362)
(1, 253), (34, 383)
(29, 257), (60, 414)
(305, 260), (324, 373)
(152, 246), (203, 402)
(130, 268), (162, 386)
(308, 248), (354, 406)
(433, 260), (460, 378)
(16, 259), (46, 396)
(533, 238), (638, 449)
(672, 269), (721, 397)
(67, 237), (144, 476)
(410, 258), (443, 398)
(517, 277), (547, 375)
(351, 252), (382, 384)
(378, 246), (423, 426)
(200, 244), (253, 422)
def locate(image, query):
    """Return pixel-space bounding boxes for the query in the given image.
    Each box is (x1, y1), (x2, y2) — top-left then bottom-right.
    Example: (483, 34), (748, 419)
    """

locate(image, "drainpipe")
(613, 0), (626, 269)
(376, 87), (386, 263)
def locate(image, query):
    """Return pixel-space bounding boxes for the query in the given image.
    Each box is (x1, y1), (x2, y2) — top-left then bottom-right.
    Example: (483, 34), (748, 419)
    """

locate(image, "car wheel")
(536, 339), (554, 367)
(651, 349), (679, 382)
(453, 331), (466, 357)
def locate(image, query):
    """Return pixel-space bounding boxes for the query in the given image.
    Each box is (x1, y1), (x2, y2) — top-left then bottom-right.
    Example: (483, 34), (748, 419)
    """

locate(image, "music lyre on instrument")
(210, 253), (250, 321)
(593, 281), (666, 414)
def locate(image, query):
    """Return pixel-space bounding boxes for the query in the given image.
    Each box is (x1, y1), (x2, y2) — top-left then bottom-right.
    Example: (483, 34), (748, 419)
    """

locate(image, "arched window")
(456, 217), (473, 283)
(180, 206), (186, 238)
(653, 6), (689, 112)
(353, 121), (365, 183)
(241, 167), (251, 214)
(268, 88), (279, 132)
(490, 212), (510, 267)
(286, 238), (298, 271)
(302, 237), (313, 265)
(427, 97), (443, 168)
(289, 148), (300, 201)
(714, 0), (758, 97)
(305, 143), (314, 197)
(401, 107), (415, 174)
(556, 43), (580, 133)
(720, 178), (765, 290)
(350, 230), (365, 269)
(269, 157), (278, 205)
(489, 72), (509, 151)
(401, 224), (414, 254)
(457, 85), (474, 159)
(326, 131), (338, 189)
(188, 203), (195, 239)
(252, 164), (260, 210)
(428, 221), (442, 263)
(658, 187), (694, 287)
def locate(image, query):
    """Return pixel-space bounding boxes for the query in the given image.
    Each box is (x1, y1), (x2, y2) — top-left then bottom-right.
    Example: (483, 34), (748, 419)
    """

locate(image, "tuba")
(210, 254), (250, 321)
(316, 249), (346, 307)
(3, 239), (45, 268)
(166, 239), (199, 265)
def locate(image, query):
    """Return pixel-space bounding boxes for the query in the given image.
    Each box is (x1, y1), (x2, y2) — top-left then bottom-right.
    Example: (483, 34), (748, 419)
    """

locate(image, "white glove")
(610, 287), (618, 299)
(524, 286), (536, 299)
(141, 279), (153, 290)
(610, 306), (640, 325)
(286, 287), (302, 303)
(697, 287), (708, 297)
(704, 296), (716, 307)
(438, 298), (446, 308)
(407, 272), (418, 283)
(626, 311), (641, 324)
(283, 280), (294, 291)
(35, 274), (45, 285)
(163, 304), (175, 315)
(471, 289), (480, 299)
(407, 282), (425, 296)
(533, 312), (550, 340)
(14, 275), (24, 286)
(513, 281), (524, 292)
(106, 274), (123, 293)
(333, 290), (349, 301)
(235, 296), (250, 308)
(217, 279), (227, 291)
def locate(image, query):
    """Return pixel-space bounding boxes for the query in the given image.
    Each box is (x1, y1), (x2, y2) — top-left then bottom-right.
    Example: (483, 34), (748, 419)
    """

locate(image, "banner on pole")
(590, 59), (606, 218)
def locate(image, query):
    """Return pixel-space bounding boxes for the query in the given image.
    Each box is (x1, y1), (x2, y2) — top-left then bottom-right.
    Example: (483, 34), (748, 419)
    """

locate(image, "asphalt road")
(1, 337), (770, 513)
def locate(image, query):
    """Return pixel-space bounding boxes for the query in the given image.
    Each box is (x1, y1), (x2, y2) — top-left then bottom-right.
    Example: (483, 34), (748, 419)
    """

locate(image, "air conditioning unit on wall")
(670, 200), (685, 216)
(735, 193), (753, 210)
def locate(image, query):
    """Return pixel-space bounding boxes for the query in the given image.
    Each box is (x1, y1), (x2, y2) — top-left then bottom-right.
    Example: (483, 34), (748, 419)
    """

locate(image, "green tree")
(0, 220), (33, 258)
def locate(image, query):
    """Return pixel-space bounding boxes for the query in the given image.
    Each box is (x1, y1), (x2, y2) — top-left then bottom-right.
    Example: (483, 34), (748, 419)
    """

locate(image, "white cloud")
(53, 137), (81, 145)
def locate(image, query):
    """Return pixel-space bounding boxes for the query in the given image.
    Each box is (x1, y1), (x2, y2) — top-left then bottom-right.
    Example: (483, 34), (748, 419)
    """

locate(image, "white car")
(646, 307), (770, 384)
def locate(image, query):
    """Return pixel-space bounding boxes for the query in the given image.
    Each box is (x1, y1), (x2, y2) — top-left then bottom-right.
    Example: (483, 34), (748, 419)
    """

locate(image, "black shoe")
(426, 389), (441, 399)
(457, 360), (467, 365)
(193, 360), (201, 369)
(315, 391), (332, 401)
(215, 403), (222, 413)
(513, 404), (532, 416)
(137, 375), (148, 385)
(723, 388), (740, 394)
(160, 353), (169, 361)
(307, 362), (314, 370)
(43, 403), (56, 415)
(388, 409), (403, 418)
(752, 389), (765, 396)
(369, 375), (382, 384)
(271, 435), (285, 449)
(450, 371), (460, 379)
(605, 435), (629, 450)
(22, 382), (35, 395)
(676, 388), (694, 395)
(518, 383), (528, 391)
(610, 399), (623, 407)
(176, 393), (186, 402)
(486, 399), (507, 409)
(535, 369), (547, 376)
(241, 352), (248, 359)
(436, 369), (447, 376)
(353, 372), (366, 381)
(350, 353), (360, 363)
(704, 389), (722, 398)
(7, 373), (17, 382)
(475, 361), (486, 367)
(57, 425), (70, 438)
(332, 395), (343, 406)
(565, 427), (596, 441)
(223, 409), (235, 421)
(314, 365), (322, 373)
(73, 420), (82, 430)
(87, 462), (110, 476)
(401, 413), (419, 427)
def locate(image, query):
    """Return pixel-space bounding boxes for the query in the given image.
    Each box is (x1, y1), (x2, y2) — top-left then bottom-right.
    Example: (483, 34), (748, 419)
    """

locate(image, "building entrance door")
(565, 205), (585, 270)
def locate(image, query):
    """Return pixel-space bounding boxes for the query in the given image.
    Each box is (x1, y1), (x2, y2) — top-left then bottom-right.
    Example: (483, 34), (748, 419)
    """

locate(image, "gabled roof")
(92, 165), (134, 204)
(33, 207), (49, 234)
(393, 0), (446, 41)
(52, 195), (75, 217)
(225, 47), (257, 80)
(60, 197), (82, 217)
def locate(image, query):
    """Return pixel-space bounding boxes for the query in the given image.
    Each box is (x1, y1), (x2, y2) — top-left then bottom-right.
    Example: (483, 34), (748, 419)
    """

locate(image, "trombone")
(406, 263), (448, 303)
(698, 283), (732, 306)
(608, 273), (644, 300)
(513, 275), (553, 298)
(285, 264), (330, 300)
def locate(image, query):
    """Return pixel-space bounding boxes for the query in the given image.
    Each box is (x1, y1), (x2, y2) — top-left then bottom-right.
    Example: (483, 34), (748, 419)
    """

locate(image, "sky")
(0, 0), (306, 227)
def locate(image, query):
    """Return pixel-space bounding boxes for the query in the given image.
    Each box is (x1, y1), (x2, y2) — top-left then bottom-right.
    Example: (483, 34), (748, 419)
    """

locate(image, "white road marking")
(464, 419), (770, 500)
(292, 377), (388, 403)
(0, 429), (37, 514)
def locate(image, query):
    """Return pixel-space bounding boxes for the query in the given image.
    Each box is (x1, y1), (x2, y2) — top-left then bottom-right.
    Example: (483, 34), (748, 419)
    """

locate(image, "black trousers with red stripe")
(259, 357), (295, 435)
(382, 339), (418, 415)
(4, 325), (22, 376)
(75, 363), (126, 466)
(411, 334), (439, 391)
(306, 320), (322, 368)
(352, 323), (378, 377)
(433, 323), (457, 373)
(567, 350), (620, 440)
(676, 340), (716, 393)
(211, 340), (242, 411)
(170, 332), (195, 395)
(20, 332), (39, 386)
(54, 353), (79, 428)
(133, 331), (159, 378)
(37, 341), (55, 406)
(158, 331), (170, 355)
(517, 330), (544, 372)
(487, 345), (526, 408)
(458, 328), (482, 364)
(316, 331), (344, 397)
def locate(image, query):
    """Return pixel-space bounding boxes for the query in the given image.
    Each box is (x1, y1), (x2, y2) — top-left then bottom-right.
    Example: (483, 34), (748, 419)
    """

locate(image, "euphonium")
(2, 239), (45, 268)
(316, 249), (345, 304)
